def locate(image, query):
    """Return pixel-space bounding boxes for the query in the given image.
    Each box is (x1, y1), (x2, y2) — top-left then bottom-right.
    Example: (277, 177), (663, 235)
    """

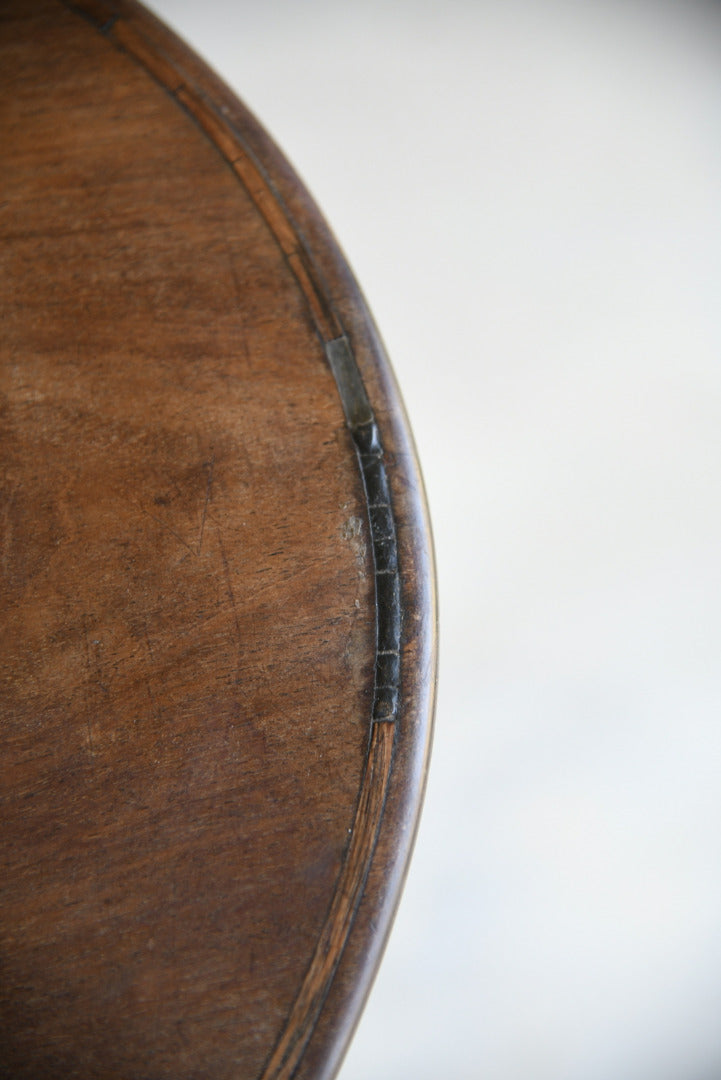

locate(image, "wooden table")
(0, 2), (436, 1077)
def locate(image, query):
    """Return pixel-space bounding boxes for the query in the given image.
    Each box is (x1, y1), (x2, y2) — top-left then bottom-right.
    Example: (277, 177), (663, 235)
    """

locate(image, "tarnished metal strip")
(326, 336), (401, 724)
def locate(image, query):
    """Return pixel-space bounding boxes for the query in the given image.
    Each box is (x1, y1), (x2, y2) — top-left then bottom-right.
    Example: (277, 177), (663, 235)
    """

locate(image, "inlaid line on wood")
(259, 721), (394, 1080)
(59, 3), (404, 1077)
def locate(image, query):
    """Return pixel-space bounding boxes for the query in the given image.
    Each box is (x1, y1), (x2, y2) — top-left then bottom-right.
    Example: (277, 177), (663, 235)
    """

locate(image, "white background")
(147, 3), (721, 1078)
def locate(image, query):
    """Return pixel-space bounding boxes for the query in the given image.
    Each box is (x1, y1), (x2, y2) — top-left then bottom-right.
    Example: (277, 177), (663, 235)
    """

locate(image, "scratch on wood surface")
(134, 500), (195, 556)
(226, 248), (253, 368)
(1, 481), (19, 577)
(143, 628), (161, 724)
(215, 523), (244, 704)
(197, 451), (215, 555)
(81, 615), (95, 756)
(340, 514), (367, 573)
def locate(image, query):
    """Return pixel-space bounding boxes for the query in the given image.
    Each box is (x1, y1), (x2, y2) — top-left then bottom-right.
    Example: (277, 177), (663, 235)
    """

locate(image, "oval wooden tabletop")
(0, 1), (436, 1078)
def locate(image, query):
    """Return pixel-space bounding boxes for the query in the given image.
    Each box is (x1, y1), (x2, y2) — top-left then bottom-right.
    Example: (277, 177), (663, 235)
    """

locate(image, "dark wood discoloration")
(0, 1), (437, 1077)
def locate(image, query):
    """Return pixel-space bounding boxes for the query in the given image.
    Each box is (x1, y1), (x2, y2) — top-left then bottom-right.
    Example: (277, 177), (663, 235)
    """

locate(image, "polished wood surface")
(0, 1), (436, 1077)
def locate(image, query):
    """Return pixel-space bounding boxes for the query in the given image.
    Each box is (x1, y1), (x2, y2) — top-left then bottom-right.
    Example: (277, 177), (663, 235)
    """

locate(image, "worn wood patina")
(0, 2), (436, 1077)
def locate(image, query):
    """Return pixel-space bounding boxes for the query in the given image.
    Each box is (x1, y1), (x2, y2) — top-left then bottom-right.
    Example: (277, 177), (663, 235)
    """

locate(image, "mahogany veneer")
(0, 2), (436, 1077)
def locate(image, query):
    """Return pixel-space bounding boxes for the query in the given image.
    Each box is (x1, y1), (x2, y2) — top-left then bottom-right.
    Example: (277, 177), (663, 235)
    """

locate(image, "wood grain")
(0, 1), (437, 1077)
